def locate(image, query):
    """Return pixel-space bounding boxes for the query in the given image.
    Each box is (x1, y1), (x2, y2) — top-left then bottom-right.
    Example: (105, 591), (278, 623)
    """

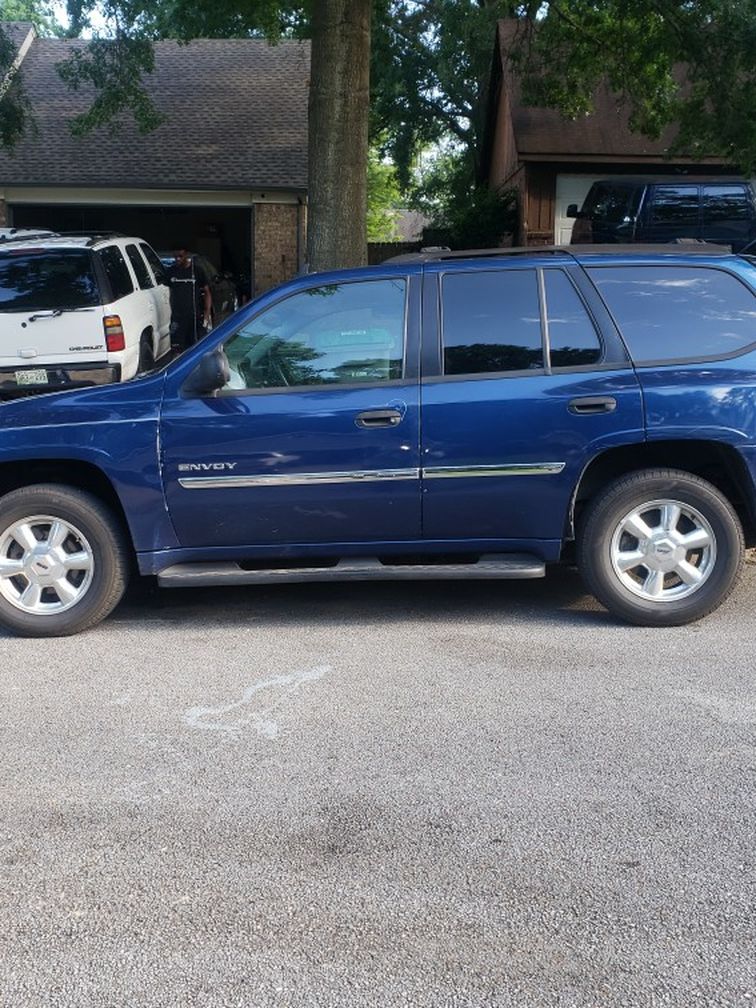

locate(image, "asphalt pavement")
(1, 563), (755, 1007)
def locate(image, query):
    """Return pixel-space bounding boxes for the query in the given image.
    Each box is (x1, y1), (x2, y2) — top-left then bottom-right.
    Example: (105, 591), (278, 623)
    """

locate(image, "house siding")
(523, 165), (556, 245)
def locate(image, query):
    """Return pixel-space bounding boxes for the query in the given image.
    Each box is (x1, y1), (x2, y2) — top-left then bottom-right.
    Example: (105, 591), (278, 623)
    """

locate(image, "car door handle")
(568, 396), (617, 415)
(355, 409), (403, 428)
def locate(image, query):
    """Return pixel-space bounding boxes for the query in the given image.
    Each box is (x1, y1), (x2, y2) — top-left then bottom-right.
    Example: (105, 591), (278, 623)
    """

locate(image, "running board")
(157, 553), (546, 588)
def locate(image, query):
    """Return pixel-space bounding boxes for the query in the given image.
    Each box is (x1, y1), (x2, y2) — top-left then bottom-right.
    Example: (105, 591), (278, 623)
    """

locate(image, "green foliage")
(374, 1), (756, 189)
(0, 25), (30, 148)
(371, 0), (519, 189)
(511, 1), (756, 172)
(413, 148), (516, 250)
(0, 0), (65, 36)
(366, 146), (401, 241)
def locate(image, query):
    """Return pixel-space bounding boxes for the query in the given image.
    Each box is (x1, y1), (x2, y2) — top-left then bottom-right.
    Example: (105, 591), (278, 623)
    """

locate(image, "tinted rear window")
(98, 245), (134, 301)
(0, 249), (100, 311)
(588, 266), (756, 363)
(647, 186), (699, 226)
(126, 243), (154, 289)
(441, 270), (543, 374)
(140, 243), (168, 284)
(702, 185), (752, 223)
(544, 270), (602, 367)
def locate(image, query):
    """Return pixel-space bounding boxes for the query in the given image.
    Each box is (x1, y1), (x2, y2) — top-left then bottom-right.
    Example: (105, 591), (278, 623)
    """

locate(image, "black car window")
(140, 243), (169, 285)
(441, 269), (543, 375)
(125, 243), (154, 290)
(98, 245), (134, 301)
(588, 266), (756, 363)
(222, 278), (406, 390)
(544, 270), (602, 367)
(702, 185), (752, 223)
(582, 182), (642, 223)
(0, 248), (100, 311)
(648, 186), (699, 226)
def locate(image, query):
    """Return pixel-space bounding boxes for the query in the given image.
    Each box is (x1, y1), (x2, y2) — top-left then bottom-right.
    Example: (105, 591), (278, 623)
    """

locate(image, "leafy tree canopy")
(367, 144), (402, 241)
(373, 0), (756, 185)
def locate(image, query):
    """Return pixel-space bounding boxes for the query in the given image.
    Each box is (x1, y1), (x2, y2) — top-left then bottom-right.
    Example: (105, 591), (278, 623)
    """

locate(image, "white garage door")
(554, 175), (604, 244)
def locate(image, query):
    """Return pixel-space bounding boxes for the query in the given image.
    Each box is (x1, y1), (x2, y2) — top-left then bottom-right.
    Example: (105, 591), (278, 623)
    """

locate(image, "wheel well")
(0, 460), (134, 549)
(570, 441), (756, 547)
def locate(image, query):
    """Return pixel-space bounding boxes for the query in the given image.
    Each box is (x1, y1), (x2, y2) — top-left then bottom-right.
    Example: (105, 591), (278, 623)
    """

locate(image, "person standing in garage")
(168, 248), (213, 351)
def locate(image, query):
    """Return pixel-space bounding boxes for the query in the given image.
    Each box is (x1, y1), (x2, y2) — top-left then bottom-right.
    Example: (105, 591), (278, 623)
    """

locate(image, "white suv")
(0, 233), (172, 395)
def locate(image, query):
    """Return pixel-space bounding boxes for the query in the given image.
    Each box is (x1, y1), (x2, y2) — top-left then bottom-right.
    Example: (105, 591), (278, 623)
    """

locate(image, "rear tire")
(138, 332), (155, 374)
(578, 468), (744, 626)
(0, 485), (130, 637)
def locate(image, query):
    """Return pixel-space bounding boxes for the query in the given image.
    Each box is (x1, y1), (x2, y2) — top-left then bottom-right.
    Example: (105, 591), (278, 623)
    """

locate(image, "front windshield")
(0, 249), (100, 311)
(582, 183), (642, 223)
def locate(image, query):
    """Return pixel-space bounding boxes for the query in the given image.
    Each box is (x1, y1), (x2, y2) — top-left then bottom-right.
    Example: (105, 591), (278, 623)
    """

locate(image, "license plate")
(14, 369), (49, 386)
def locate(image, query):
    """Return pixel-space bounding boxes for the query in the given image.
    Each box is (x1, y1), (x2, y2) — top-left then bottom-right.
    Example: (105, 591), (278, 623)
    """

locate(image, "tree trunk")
(307, 0), (371, 272)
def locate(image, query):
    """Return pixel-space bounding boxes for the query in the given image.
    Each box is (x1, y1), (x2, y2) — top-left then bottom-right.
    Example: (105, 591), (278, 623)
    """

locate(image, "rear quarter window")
(98, 245), (134, 301)
(588, 265), (756, 363)
(125, 243), (154, 289)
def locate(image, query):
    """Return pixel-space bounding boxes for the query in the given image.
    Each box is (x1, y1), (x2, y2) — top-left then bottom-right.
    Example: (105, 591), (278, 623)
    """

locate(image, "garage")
(11, 198), (254, 301)
(0, 28), (309, 297)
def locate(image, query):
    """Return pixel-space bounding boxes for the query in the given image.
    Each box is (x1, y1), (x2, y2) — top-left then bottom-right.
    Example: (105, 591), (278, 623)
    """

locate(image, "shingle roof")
(1, 20), (35, 59)
(511, 82), (680, 159)
(0, 31), (310, 190)
(496, 20), (719, 161)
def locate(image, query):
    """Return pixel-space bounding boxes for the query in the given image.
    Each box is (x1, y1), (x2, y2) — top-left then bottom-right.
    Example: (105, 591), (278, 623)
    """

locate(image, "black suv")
(568, 178), (756, 251)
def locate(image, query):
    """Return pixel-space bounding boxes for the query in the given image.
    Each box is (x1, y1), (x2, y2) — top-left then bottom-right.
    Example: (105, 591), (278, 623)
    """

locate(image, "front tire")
(0, 485), (130, 637)
(578, 469), (744, 626)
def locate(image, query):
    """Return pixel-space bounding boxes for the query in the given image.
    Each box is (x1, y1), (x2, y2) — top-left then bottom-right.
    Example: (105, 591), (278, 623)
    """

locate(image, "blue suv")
(0, 245), (755, 636)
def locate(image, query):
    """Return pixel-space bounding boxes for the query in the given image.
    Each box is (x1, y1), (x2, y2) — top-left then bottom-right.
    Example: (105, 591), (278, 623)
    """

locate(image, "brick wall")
(253, 203), (302, 295)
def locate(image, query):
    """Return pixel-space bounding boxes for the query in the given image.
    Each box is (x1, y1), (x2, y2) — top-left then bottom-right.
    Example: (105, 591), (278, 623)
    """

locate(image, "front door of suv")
(419, 261), (644, 548)
(160, 272), (422, 549)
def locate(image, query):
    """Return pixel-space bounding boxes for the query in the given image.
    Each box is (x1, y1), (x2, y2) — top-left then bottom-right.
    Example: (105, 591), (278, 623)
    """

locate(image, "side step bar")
(157, 553), (546, 588)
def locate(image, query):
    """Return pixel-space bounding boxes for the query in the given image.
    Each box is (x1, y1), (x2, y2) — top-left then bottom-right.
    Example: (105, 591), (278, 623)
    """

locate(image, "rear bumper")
(0, 361), (121, 397)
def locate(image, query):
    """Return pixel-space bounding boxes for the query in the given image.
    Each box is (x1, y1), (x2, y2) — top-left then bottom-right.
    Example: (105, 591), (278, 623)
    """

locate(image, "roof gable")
(494, 20), (712, 162)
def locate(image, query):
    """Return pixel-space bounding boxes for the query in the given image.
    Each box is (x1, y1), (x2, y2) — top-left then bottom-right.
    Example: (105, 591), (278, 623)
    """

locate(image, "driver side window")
(222, 278), (407, 391)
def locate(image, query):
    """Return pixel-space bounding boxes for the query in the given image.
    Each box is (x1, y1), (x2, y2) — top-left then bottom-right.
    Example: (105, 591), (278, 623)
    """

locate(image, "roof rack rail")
(385, 242), (733, 264)
(385, 246), (573, 263)
(54, 231), (127, 246)
(0, 229), (59, 244)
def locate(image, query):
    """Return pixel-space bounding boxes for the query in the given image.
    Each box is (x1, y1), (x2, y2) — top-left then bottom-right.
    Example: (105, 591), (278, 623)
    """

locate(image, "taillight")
(103, 315), (125, 352)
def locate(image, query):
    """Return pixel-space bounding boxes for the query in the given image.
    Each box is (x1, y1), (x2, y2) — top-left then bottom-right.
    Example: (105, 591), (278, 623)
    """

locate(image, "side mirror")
(566, 203), (580, 219)
(182, 347), (230, 397)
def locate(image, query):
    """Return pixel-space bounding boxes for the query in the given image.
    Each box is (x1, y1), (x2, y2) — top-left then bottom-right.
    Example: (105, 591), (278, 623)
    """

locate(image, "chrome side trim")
(423, 463), (566, 478)
(178, 462), (566, 490)
(178, 468), (422, 490)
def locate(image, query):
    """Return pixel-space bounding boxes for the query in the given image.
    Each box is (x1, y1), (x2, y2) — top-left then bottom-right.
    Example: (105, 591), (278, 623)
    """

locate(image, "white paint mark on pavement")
(183, 666), (329, 735)
(676, 689), (756, 725)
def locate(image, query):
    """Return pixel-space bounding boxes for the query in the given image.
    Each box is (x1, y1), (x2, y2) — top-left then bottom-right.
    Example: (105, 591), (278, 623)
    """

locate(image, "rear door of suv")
(419, 258), (645, 548)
